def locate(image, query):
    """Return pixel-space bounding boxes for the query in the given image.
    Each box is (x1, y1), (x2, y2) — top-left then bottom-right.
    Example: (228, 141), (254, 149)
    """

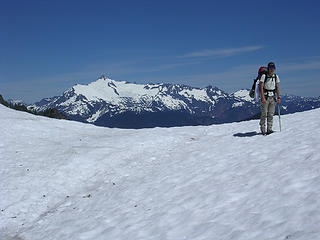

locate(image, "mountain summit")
(30, 76), (320, 128)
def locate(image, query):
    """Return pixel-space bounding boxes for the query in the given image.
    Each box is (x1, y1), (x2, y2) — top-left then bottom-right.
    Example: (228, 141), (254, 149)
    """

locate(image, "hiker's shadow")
(233, 131), (260, 137)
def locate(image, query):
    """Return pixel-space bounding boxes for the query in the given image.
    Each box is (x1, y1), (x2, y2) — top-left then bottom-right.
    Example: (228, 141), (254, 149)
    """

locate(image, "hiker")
(259, 62), (280, 135)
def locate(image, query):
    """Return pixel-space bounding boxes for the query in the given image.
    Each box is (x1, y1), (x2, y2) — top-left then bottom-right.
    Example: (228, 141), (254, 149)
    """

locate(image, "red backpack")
(249, 66), (268, 98)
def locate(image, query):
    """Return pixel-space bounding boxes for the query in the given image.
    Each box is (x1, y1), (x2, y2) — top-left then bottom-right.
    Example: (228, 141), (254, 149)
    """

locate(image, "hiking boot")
(266, 130), (274, 135)
(260, 127), (266, 135)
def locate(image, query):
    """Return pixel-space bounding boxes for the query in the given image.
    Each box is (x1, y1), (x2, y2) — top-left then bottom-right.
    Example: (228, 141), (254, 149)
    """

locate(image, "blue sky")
(1, 0), (320, 103)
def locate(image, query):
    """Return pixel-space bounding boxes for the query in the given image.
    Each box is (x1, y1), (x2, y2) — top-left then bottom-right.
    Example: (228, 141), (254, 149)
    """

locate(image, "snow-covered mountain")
(30, 76), (320, 128)
(7, 99), (26, 106)
(1, 104), (320, 240)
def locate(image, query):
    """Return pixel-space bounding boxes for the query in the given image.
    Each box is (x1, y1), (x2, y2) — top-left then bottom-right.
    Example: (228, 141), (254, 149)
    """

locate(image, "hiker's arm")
(260, 82), (266, 104)
(276, 83), (280, 104)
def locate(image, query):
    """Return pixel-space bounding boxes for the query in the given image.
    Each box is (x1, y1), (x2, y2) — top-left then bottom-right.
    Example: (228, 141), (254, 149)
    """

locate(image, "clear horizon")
(1, 0), (320, 103)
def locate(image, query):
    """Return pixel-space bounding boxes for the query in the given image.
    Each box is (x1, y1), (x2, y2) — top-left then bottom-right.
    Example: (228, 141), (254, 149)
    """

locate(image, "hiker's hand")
(261, 98), (266, 104)
(277, 97), (281, 104)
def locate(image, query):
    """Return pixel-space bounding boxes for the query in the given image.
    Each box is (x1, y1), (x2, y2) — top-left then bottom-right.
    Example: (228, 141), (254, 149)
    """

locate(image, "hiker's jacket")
(260, 74), (280, 91)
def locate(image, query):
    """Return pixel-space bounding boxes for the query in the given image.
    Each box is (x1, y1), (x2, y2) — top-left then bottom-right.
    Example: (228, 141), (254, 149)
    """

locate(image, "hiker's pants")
(260, 97), (276, 132)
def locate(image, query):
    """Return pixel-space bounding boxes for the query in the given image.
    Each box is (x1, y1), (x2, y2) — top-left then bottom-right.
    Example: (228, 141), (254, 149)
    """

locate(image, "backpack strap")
(264, 74), (276, 86)
(263, 74), (277, 98)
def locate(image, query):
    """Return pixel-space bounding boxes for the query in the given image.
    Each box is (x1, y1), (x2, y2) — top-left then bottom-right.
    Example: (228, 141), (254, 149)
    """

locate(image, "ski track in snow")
(0, 104), (320, 240)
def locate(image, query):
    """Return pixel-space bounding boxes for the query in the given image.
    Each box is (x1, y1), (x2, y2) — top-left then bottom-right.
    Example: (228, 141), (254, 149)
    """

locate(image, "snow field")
(1, 104), (320, 240)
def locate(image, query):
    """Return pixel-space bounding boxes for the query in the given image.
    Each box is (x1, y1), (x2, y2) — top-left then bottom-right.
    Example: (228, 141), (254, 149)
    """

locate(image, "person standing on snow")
(260, 62), (281, 135)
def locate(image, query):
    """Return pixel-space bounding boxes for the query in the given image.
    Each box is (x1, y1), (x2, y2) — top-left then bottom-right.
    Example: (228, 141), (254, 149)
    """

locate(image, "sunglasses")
(269, 66), (276, 70)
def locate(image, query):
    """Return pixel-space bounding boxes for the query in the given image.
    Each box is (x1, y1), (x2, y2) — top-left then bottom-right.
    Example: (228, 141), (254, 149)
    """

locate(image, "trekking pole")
(278, 104), (281, 132)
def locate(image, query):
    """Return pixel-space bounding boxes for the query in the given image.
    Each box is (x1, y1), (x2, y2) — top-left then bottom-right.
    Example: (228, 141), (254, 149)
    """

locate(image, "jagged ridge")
(29, 76), (320, 128)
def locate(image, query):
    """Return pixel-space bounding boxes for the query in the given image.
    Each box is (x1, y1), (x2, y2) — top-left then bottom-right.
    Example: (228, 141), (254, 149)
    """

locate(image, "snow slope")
(72, 77), (215, 104)
(1, 104), (320, 240)
(72, 78), (160, 103)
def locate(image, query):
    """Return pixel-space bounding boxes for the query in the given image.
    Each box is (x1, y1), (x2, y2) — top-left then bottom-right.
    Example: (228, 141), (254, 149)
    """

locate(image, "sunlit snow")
(1, 104), (320, 240)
